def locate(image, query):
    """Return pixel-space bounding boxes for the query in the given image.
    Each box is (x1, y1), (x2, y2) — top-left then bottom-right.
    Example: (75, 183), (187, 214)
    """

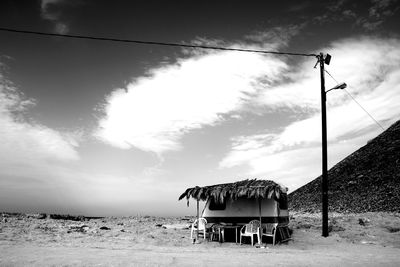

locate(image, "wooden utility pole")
(319, 52), (329, 237)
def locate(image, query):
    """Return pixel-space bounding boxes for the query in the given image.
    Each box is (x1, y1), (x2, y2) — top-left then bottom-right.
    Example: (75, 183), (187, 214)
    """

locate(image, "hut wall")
(202, 198), (289, 224)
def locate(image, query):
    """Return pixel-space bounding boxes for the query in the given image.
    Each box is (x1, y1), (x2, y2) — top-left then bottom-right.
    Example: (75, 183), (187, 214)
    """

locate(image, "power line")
(324, 69), (385, 131)
(0, 27), (318, 57)
(0, 26), (386, 133)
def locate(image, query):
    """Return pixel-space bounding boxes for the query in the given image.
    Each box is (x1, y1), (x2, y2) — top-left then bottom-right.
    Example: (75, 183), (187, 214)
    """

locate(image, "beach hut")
(179, 179), (290, 243)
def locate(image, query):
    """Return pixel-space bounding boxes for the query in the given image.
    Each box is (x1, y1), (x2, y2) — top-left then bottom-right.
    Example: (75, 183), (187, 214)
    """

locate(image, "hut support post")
(196, 199), (200, 242)
(258, 198), (262, 245)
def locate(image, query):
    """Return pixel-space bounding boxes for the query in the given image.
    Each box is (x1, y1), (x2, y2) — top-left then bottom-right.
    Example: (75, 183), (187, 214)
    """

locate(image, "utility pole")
(319, 52), (329, 237)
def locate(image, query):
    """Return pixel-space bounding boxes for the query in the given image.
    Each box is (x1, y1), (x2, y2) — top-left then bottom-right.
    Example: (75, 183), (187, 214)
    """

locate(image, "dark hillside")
(288, 120), (400, 213)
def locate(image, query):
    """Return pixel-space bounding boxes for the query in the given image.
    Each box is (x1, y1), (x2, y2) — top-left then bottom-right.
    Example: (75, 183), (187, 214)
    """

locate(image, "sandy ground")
(1, 212), (400, 266)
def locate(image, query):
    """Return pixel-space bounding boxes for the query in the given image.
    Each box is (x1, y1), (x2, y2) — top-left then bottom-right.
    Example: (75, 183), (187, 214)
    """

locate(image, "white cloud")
(0, 75), (79, 167)
(0, 69), (185, 216)
(220, 37), (400, 191)
(0, 69), (84, 214)
(95, 47), (288, 154)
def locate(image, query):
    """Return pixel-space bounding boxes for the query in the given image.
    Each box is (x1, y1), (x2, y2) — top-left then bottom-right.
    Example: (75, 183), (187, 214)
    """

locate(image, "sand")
(1, 212), (400, 266)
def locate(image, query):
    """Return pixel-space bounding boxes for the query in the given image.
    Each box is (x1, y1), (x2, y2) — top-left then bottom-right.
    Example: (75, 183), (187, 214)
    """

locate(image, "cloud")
(94, 41), (288, 155)
(342, 9), (357, 18)
(0, 157), (190, 216)
(369, 0), (398, 18)
(356, 0), (399, 30)
(0, 73), (79, 167)
(0, 67), (85, 213)
(0, 67), (184, 216)
(40, 0), (69, 34)
(287, 2), (311, 12)
(311, 0), (399, 31)
(244, 24), (306, 50)
(312, 0), (351, 24)
(220, 37), (400, 191)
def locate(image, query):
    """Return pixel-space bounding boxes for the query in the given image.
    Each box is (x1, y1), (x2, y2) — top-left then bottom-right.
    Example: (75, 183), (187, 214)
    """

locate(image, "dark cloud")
(310, 0), (399, 31)
(40, 0), (85, 34)
(287, 2), (312, 12)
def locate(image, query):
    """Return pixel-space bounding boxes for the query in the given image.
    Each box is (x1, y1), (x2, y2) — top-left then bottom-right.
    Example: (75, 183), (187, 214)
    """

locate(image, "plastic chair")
(239, 220), (260, 246)
(260, 223), (278, 246)
(190, 218), (208, 240)
(209, 224), (223, 242)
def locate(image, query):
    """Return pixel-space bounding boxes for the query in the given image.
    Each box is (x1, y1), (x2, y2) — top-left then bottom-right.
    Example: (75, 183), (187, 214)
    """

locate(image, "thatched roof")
(178, 179), (287, 206)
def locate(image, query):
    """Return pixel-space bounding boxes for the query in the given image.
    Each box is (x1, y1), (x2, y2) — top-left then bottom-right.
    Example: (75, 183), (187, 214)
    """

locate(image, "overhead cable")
(0, 27), (318, 57)
(324, 69), (385, 131)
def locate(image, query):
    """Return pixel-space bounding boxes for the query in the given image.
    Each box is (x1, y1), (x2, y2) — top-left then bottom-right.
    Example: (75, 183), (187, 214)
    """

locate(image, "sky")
(0, 0), (399, 217)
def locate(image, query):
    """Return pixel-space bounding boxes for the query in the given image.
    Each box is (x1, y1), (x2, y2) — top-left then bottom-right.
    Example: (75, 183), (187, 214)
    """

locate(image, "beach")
(1, 212), (400, 266)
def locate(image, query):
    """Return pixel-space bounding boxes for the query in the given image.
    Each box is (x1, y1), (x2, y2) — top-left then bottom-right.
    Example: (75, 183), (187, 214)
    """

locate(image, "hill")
(288, 120), (400, 213)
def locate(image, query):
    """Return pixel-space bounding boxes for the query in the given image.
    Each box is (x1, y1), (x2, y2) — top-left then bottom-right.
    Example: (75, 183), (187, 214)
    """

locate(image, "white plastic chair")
(239, 220), (260, 246)
(260, 223), (278, 246)
(190, 218), (208, 240)
(209, 224), (222, 242)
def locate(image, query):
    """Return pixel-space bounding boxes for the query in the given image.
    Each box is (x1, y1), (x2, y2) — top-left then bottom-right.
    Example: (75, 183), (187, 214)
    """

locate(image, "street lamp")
(326, 82), (347, 93)
(319, 52), (347, 237)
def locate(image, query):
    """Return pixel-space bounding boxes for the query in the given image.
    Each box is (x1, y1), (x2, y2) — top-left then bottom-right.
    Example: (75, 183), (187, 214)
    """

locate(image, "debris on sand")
(68, 225), (90, 233)
(161, 224), (190, 230)
(359, 218), (371, 226)
(49, 214), (87, 221)
(27, 213), (47, 219)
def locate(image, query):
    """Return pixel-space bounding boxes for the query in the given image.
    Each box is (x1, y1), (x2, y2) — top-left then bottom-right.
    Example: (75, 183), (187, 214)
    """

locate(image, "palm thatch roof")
(178, 179), (287, 206)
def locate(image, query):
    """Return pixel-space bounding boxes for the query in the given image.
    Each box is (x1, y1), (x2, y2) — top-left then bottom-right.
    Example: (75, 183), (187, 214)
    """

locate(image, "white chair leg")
(251, 236), (253, 246)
